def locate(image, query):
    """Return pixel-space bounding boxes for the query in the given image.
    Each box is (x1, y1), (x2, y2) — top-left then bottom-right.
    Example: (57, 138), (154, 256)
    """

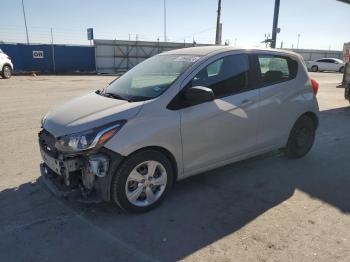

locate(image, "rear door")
(328, 59), (342, 71)
(254, 53), (300, 149)
(177, 53), (260, 174)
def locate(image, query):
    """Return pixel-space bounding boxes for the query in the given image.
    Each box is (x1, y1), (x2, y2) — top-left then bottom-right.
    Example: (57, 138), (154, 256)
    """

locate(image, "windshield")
(104, 54), (201, 101)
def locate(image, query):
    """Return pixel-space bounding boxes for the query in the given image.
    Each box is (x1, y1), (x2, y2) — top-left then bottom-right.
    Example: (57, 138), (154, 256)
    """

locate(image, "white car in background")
(0, 49), (13, 79)
(307, 58), (345, 73)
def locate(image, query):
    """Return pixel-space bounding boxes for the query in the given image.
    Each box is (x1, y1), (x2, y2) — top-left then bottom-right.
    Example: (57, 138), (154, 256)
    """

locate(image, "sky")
(0, 0), (349, 50)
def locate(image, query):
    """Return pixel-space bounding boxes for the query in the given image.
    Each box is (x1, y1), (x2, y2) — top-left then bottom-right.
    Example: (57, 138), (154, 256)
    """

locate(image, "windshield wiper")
(103, 92), (132, 102)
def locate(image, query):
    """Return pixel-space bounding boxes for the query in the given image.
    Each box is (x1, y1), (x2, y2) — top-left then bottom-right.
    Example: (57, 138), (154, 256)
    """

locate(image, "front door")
(179, 53), (260, 174)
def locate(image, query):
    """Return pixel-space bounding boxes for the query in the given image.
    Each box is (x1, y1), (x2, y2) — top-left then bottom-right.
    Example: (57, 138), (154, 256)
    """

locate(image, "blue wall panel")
(54, 45), (95, 72)
(0, 44), (95, 73)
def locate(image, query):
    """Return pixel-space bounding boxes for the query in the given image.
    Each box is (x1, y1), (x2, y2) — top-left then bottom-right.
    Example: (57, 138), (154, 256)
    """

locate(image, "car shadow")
(0, 106), (349, 261)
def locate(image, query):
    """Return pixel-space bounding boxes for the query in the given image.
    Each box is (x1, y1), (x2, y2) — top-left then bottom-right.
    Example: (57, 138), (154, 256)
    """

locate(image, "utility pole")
(50, 28), (56, 73)
(297, 33), (300, 49)
(215, 0), (222, 45)
(164, 0), (167, 42)
(21, 0), (30, 44)
(271, 0), (280, 48)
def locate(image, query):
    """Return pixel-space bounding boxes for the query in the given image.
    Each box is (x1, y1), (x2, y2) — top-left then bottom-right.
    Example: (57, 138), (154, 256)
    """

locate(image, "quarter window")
(187, 54), (249, 98)
(258, 55), (297, 85)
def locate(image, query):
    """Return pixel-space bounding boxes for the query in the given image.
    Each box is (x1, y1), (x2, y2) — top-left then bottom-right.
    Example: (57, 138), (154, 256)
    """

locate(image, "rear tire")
(284, 116), (316, 159)
(1, 65), (12, 79)
(339, 66), (345, 73)
(311, 65), (318, 72)
(111, 149), (174, 213)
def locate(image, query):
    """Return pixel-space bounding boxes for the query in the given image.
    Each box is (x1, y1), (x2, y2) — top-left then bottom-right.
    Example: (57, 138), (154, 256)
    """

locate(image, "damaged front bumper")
(39, 129), (123, 202)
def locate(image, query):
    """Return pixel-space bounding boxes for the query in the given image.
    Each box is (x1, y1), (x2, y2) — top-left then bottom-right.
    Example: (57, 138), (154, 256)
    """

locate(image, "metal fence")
(95, 40), (344, 74)
(94, 39), (209, 74)
(286, 48), (343, 61)
(1, 40), (344, 74)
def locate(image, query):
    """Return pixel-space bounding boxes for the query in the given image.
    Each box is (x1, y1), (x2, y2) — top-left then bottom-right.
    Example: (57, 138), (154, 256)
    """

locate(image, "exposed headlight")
(55, 120), (126, 153)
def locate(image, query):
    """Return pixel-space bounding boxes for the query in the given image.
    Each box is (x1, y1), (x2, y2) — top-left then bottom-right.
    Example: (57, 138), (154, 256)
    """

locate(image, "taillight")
(311, 79), (319, 95)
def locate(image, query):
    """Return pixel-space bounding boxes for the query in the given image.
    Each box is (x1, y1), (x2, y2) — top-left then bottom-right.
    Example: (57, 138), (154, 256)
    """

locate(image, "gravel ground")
(0, 72), (349, 262)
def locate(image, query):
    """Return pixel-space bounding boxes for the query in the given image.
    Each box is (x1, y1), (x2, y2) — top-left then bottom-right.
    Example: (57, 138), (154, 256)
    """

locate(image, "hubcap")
(125, 160), (167, 207)
(4, 66), (11, 78)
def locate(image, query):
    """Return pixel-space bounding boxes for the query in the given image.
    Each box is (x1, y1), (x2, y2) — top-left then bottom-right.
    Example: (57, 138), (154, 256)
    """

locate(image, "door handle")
(240, 99), (253, 106)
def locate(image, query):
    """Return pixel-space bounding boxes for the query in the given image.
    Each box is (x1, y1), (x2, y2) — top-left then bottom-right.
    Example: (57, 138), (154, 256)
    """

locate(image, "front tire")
(284, 116), (316, 159)
(339, 66), (345, 73)
(111, 149), (174, 213)
(310, 65), (318, 72)
(1, 65), (12, 79)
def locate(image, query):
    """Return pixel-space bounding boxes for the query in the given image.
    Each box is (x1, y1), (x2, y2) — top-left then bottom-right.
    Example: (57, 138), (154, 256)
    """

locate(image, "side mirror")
(183, 86), (215, 104)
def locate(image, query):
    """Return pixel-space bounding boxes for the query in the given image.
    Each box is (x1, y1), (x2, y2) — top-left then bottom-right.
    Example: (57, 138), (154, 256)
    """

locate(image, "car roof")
(317, 58), (341, 61)
(163, 45), (299, 57)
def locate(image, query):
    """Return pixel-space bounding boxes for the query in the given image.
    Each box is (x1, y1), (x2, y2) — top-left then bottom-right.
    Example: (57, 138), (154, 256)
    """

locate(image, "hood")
(43, 92), (144, 137)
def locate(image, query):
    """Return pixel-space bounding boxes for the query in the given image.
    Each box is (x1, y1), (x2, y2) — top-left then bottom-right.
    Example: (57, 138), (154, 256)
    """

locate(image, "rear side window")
(187, 54), (249, 98)
(258, 55), (298, 85)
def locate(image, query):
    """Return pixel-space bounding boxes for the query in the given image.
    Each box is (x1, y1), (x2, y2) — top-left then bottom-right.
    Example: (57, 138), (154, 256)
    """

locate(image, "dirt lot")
(0, 73), (349, 262)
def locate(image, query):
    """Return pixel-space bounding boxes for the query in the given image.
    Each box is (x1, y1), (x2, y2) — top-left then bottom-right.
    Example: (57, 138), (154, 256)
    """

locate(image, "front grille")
(39, 129), (59, 158)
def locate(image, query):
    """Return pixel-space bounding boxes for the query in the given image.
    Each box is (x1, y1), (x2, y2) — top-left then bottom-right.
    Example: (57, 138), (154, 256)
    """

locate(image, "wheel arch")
(2, 63), (12, 71)
(311, 65), (318, 71)
(301, 111), (319, 129)
(122, 146), (179, 182)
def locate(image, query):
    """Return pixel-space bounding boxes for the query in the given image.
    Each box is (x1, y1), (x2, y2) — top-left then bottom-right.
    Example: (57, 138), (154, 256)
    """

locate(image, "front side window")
(187, 54), (249, 98)
(105, 54), (200, 101)
(258, 55), (297, 85)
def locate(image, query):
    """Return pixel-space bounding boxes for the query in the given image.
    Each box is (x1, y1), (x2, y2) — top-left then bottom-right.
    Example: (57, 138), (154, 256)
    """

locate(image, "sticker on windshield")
(174, 56), (201, 63)
(153, 86), (161, 92)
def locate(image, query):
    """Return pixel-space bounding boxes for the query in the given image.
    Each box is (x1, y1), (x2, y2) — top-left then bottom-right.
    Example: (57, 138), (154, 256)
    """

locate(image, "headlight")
(55, 120), (126, 153)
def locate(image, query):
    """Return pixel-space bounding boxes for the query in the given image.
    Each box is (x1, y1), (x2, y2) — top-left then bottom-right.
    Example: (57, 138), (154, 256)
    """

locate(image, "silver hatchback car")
(39, 46), (319, 212)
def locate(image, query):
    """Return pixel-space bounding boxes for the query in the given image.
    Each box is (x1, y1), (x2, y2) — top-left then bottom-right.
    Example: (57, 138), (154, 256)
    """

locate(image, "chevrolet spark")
(39, 46), (319, 212)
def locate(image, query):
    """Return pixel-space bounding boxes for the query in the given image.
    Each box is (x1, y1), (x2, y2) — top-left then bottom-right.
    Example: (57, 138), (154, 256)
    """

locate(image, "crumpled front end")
(38, 129), (123, 202)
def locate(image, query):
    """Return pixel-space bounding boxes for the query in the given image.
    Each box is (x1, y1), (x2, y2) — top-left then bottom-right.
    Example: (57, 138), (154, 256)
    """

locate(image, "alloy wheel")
(3, 66), (11, 78)
(125, 160), (167, 207)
